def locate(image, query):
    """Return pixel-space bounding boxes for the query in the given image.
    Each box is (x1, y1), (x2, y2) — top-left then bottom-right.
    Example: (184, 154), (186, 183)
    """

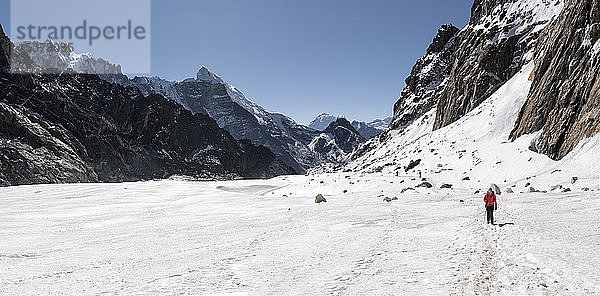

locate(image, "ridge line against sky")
(0, 0), (473, 124)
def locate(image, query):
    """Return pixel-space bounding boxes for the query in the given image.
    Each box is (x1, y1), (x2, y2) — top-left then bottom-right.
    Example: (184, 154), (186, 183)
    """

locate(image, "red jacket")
(484, 191), (497, 207)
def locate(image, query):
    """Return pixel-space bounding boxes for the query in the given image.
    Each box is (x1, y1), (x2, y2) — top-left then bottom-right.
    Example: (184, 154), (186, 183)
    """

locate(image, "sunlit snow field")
(1, 173), (599, 295)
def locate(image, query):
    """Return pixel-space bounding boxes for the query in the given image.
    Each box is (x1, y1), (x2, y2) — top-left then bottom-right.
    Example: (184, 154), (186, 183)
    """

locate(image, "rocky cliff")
(510, 0), (600, 159)
(433, 0), (563, 130)
(390, 24), (459, 130)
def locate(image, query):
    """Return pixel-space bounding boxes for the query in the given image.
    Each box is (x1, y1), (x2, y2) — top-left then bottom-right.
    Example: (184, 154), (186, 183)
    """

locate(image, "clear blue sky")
(0, 0), (474, 124)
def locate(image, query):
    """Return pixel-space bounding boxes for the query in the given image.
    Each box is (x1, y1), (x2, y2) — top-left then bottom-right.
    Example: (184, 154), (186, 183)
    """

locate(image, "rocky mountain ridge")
(0, 25), (294, 186)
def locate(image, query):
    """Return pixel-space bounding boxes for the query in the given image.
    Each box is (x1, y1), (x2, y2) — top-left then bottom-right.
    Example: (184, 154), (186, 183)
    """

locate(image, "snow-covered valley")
(0, 170), (598, 295)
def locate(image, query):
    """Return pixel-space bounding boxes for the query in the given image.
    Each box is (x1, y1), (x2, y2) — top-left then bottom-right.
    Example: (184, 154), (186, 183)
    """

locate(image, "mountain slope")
(433, 0), (563, 130)
(0, 26), (294, 186)
(510, 0), (600, 159)
(125, 68), (369, 172)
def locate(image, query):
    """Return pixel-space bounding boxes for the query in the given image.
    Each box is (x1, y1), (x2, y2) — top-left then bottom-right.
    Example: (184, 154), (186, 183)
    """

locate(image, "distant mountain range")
(308, 112), (391, 139)
(10, 37), (377, 173)
(0, 25), (295, 186)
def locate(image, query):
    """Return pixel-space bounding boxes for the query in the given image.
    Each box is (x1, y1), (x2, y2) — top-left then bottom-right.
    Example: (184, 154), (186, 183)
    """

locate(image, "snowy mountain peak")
(196, 66), (224, 84)
(308, 113), (338, 131)
(13, 39), (122, 74)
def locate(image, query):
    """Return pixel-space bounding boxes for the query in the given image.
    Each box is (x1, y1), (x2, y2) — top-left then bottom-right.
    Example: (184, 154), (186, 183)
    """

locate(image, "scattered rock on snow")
(401, 187), (415, 193)
(582, 187), (590, 191)
(562, 188), (571, 192)
(383, 197), (392, 202)
(391, 197), (398, 201)
(440, 184), (453, 189)
(571, 177), (578, 184)
(550, 185), (563, 191)
(416, 181), (433, 188)
(462, 176), (470, 181)
(490, 183), (501, 195)
(525, 182), (531, 187)
(529, 187), (537, 193)
(315, 194), (327, 203)
(459, 199), (464, 202)
(505, 188), (514, 193)
(343, 189), (348, 193)
(404, 159), (422, 172)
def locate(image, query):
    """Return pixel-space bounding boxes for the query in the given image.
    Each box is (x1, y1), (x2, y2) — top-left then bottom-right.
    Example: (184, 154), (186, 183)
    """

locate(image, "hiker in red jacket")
(483, 188), (497, 224)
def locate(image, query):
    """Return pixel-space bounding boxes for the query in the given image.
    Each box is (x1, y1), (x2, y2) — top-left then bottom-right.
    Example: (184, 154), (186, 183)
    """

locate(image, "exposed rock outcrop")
(510, 0), (600, 159)
(390, 24), (459, 130)
(433, 0), (563, 130)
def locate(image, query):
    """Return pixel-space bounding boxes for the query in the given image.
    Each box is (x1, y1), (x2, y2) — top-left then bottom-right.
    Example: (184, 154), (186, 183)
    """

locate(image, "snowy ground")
(1, 173), (599, 295)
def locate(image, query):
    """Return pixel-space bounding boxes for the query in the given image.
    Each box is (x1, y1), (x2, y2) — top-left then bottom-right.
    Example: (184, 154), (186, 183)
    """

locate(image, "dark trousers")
(486, 206), (494, 224)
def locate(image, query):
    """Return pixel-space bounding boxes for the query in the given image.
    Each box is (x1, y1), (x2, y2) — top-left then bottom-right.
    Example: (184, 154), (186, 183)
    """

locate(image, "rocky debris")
(405, 159), (422, 172)
(506, 188), (514, 193)
(401, 187), (415, 193)
(510, 0), (600, 160)
(459, 199), (464, 202)
(462, 176), (470, 181)
(525, 182), (531, 187)
(551, 185), (563, 191)
(475, 189), (481, 194)
(529, 187), (538, 193)
(440, 184), (453, 189)
(582, 187), (590, 191)
(562, 188), (572, 193)
(571, 177), (578, 184)
(490, 183), (502, 195)
(383, 196), (399, 202)
(417, 181), (433, 188)
(315, 194), (327, 203)
(343, 189), (348, 193)
(437, 163), (443, 168)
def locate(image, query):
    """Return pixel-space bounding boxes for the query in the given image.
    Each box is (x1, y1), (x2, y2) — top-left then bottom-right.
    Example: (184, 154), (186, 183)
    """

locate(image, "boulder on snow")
(505, 188), (514, 193)
(582, 187), (590, 191)
(490, 183), (501, 195)
(416, 181), (433, 188)
(562, 187), (571, 192)
(525, 182), (531, 187)
(391, 197), (398, 201)
(401, 187), (415, 193)
(404, 159), (422, 172)
(528, 187), (537, 193)
(462, 176), (470, 181)
(440, 184), (453, 189)
(383, 197), (392, 202)
(315, 194), (327, 203)
(571, 177), (578, 184)
(550, 184), (563, 191)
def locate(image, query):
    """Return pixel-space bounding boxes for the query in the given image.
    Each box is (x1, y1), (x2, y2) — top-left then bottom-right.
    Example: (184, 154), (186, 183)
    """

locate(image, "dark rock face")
(390, 24), (459, 130)
(432, 0), (561, 130)
(323, 118), (366, 154)
(0, 26), (294, 186)
(511, 0), (600, 159)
